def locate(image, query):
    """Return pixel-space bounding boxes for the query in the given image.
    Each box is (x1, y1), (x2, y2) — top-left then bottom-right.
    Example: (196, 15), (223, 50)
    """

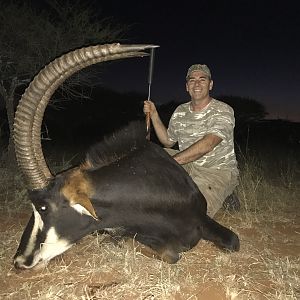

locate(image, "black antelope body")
(13, 43), (239, 269)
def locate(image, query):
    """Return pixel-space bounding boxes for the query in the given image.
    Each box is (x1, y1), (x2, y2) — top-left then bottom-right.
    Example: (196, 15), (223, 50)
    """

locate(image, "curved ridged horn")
(13, 43), (158, 190)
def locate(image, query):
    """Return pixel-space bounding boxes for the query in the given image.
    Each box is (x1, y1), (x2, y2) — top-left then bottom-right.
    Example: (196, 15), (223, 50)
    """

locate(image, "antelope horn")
(13, 43), (158, 190)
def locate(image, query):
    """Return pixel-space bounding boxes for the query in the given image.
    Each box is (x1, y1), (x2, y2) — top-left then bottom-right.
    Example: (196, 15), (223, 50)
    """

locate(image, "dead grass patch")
(1, 208), (299, 300)
(0, 155), (299, 299)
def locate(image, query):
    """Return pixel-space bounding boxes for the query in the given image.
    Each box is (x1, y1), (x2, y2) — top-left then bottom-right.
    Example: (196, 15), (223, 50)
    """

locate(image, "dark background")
(96, 0), (300, 122)
(1, 0), (299, 162)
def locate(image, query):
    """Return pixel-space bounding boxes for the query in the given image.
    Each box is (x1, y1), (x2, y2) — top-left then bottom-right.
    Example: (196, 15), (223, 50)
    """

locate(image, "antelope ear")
(71, 196), (99, 220)
(61, 169), (99, 220)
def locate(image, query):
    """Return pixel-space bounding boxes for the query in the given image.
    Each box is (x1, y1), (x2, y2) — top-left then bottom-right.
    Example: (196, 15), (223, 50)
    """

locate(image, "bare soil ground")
(1, 207), (299, 300)
(1, 154), (299, 300)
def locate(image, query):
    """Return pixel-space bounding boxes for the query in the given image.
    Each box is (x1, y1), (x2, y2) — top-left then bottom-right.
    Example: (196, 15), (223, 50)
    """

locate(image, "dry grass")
(0, 154), (299, 299)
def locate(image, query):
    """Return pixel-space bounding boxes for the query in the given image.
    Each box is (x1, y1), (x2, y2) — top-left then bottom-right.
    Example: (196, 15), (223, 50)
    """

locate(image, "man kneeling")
(143, 64), (239, 217)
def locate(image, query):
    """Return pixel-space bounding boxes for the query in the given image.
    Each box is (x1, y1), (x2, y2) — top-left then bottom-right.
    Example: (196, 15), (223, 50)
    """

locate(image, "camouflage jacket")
(167, 98), (238, 174)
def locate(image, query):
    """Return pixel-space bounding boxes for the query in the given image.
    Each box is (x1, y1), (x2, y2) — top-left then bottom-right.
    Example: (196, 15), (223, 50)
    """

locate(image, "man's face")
(186, 70), (213, 101)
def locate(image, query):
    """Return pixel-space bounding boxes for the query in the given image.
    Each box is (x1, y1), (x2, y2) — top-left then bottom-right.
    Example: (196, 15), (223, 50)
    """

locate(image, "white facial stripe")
(34, 205), (44, 231)
(23, 205), (44, 258)
(16, 226), (72, 269)
(14, 205), (45, 268)
(39, 227), (72, 262)
(14, 209), (72, 269)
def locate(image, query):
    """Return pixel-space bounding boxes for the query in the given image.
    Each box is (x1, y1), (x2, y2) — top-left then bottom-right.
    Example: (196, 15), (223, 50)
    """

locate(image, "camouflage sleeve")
(167, 107), (180, 143)
(167, 113), (178, 142)
(206, 106), (235, 141)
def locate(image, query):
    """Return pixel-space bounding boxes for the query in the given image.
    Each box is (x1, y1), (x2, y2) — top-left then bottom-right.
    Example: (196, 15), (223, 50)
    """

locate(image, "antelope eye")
(39, 205), (48, 212)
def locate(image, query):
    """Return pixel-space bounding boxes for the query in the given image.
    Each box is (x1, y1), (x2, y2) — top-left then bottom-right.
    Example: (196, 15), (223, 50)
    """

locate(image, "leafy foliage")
(0, 0), (124, 84)
(0, 0), (126, 163)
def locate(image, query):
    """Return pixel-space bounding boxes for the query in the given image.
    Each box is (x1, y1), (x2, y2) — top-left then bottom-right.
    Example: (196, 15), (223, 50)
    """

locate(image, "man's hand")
(143, 100), (174, 148)
(143, 100), (158, 118)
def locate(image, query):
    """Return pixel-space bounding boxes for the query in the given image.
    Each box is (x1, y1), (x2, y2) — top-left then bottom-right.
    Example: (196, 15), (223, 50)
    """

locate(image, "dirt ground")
(0, 208), (299, 300)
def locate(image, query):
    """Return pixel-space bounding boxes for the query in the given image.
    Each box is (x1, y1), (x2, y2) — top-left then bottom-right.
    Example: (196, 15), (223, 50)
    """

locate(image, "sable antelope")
(13, 43), (239, 269)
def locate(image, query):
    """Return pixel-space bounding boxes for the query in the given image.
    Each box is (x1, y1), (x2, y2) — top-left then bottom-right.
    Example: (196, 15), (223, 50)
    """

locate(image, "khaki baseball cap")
(186, 64), (211, 80)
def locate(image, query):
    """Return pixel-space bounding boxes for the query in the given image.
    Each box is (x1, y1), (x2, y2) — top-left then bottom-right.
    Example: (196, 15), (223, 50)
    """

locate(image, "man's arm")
(144, 100), (175, 148)
(173, 134), (222, 164)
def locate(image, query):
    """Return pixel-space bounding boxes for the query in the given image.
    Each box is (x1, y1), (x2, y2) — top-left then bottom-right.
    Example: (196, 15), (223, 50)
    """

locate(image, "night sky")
(96, 0), (299, 122)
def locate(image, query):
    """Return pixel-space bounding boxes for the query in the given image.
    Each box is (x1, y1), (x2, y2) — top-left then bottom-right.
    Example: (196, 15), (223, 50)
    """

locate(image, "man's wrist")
(151, 111), (159, 120)
(173, 153), (183, 164)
